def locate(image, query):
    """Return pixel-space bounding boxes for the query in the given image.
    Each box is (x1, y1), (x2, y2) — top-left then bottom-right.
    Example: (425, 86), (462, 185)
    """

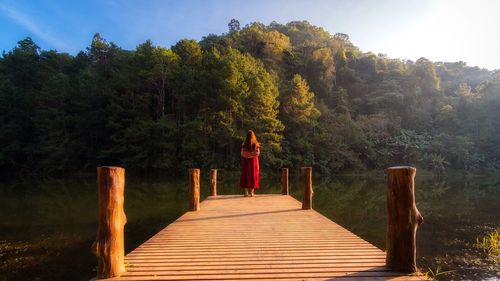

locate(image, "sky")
(1, 0), (499, 70)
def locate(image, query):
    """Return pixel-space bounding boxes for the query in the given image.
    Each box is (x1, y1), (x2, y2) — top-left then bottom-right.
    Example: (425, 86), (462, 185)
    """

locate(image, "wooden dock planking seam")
(105, 194), (422, 281)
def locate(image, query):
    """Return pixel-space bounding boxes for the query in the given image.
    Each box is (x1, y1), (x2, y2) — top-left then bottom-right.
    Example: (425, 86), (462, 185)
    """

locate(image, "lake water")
(0, 171), (498, 280)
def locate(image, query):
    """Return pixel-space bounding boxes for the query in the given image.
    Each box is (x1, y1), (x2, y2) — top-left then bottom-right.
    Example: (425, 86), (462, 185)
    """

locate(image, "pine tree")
(280, 74), (320, 166)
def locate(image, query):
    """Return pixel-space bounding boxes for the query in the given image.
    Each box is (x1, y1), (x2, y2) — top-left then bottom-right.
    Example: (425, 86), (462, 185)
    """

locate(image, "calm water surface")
(0, 171), (498, 280)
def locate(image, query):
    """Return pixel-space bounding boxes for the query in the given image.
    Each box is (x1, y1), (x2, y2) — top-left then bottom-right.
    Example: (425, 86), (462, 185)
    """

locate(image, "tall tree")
(228, 19), (241, 34)
(0, 38), (41, 174)
(280, 74), (320, 166)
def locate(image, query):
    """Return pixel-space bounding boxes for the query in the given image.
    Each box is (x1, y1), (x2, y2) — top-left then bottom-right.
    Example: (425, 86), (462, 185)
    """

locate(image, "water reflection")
(293, 173), (500, 280)
(0, 172), (498, 280)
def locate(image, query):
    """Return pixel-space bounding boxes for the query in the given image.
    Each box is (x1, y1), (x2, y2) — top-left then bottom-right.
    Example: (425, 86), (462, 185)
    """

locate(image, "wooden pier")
(94, 167), (423, 280)
(106, 194), (422, 280)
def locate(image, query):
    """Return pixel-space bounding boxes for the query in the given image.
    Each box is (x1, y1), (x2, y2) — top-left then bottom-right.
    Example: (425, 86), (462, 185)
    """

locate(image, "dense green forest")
(1, 20), (499, 177)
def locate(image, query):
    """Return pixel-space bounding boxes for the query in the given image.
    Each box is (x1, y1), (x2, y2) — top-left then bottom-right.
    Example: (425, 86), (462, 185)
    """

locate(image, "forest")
(1, 20), (499, 177)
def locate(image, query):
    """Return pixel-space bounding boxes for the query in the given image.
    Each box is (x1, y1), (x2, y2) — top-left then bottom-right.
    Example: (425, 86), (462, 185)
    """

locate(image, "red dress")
(240, 145), (260, 189)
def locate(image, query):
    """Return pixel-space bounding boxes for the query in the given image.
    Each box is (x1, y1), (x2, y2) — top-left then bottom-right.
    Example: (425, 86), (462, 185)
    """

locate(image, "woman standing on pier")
(240, 130), (260, 197)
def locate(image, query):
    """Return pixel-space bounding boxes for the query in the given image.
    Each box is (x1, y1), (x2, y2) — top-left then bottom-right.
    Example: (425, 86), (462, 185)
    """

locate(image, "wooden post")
(189, 169), (200, 211)
(210, 169), (217, 196)
(92, 166), (127, 279)
(281, 168), (289, 195)
(386, 166), (423, 273)
(301, 167), (313, 210)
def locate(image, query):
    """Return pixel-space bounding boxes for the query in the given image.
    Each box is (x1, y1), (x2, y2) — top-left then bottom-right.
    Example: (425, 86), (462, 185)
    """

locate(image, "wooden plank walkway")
(109, 194), (423, 280)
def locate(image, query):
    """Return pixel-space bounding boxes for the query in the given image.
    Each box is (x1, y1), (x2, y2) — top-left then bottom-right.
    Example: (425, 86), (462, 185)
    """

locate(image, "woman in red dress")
(240, 130), (260, 197)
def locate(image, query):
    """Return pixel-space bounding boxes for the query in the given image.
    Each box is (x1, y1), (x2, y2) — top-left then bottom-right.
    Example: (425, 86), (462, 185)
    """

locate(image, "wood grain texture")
(210, 169), (217, 196)
(281, 168), (289, 195)
(301, 167), (313, 210)
(386, 166), (423, 272)
(102, 194), (422, 280)
(189, 169), (200, 211)
(92, 166), (127, 279)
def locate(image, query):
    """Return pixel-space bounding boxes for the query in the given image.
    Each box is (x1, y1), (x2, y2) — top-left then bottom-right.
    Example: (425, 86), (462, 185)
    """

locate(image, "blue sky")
(1, 0), (499, 70)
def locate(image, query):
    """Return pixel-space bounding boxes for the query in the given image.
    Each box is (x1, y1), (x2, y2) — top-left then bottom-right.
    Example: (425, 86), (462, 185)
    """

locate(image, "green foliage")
(422, 153), (450, 175)
(232, 23), (292, 74)
(280, 74), (320, 166)
(228, 19), (241, 34)
(201, 47), (284, 168)
(475, 229), (500, 262)
(424, 266), (454, 280)
(1, 21), (499, 177)
(383, 129), (432, 165)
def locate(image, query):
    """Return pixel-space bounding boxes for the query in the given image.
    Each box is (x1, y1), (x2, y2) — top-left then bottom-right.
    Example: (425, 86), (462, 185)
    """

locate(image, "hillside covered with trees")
(1, 20), (499, 177)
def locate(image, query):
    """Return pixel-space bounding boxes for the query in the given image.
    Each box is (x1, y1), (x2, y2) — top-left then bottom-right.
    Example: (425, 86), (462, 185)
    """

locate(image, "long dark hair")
(242, 130), (259, 150)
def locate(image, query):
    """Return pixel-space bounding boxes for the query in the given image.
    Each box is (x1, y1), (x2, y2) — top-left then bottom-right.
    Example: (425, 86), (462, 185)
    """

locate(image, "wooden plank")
(126, 250), (386, 256)
(105, 194), (422, 281)
(123, 262), (389, 270)
(125, 257), (387, 263)
(129, 246), (382, 252)
(108, 272), (424, 280)
(108, 277), (424, 281)
(134, 240), (380, 245)
(124, 265), (391, 273)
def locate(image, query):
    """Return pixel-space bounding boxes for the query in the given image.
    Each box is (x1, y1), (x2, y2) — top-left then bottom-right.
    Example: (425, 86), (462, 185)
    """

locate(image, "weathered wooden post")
(189, 168), (200, 211)
(210, 169), (217, 196)
(386, 166), (423, 272)
(92, 166), (127, 279)
(281, 168), (289, 195)
(301, 167), (313, 210)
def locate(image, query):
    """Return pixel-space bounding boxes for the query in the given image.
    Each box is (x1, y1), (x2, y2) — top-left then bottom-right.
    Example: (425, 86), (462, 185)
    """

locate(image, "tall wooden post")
(301, 167), (313, 210)
(189, 169), (200, 211)
(386, 166), (423, 273)
(92, 166), (127, 279)
(281, 168), (289, 195)
(210, 169), (217, 196)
